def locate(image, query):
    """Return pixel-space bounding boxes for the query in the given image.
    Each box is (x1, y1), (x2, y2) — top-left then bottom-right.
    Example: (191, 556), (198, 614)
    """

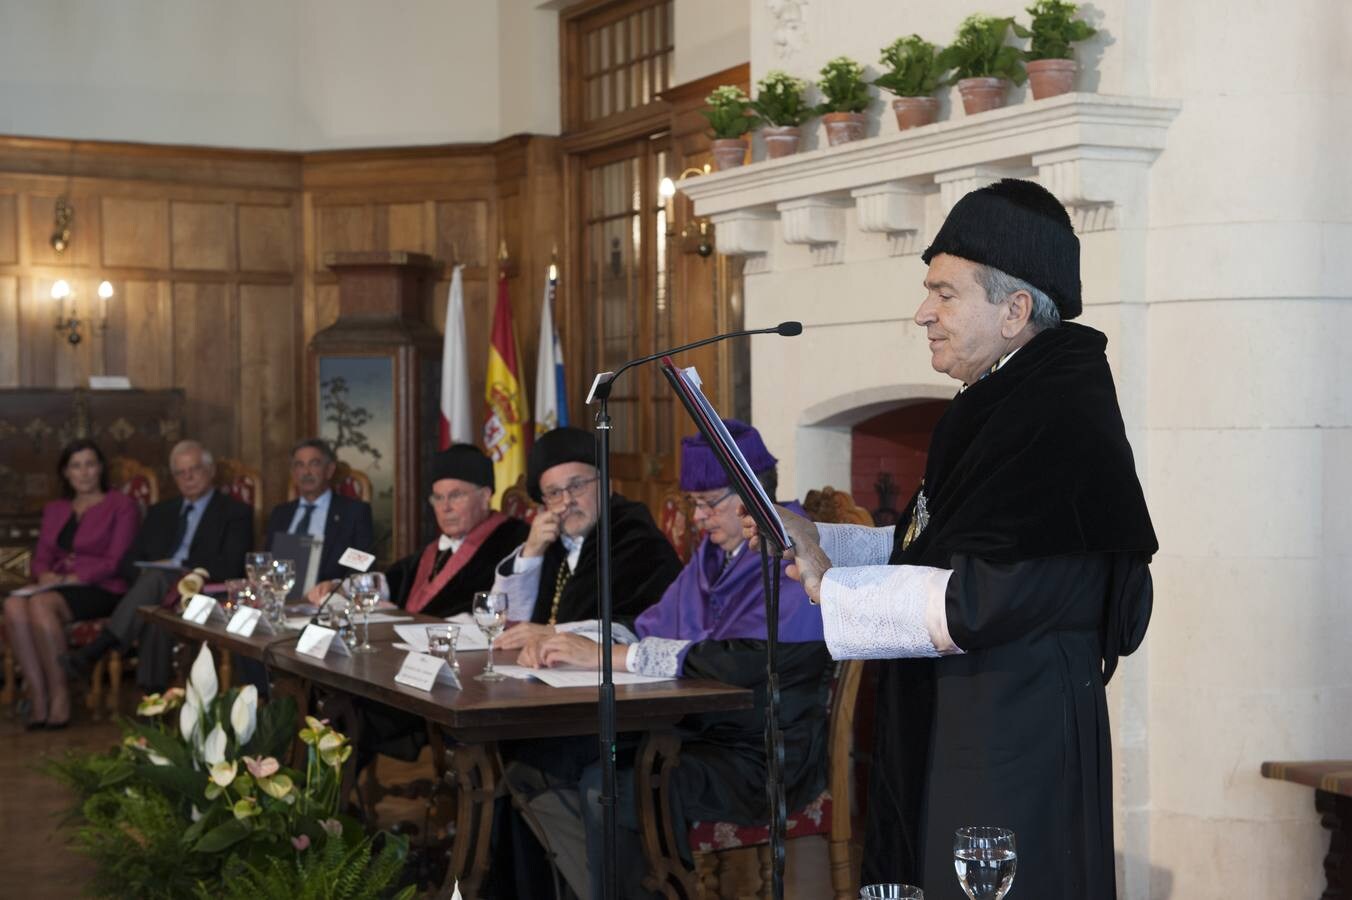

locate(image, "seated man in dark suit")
(264, 439), (374, 585)
(64, 439), (253, 693)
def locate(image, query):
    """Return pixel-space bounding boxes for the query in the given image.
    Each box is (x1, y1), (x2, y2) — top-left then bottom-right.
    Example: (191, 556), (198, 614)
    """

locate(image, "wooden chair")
(215, 457), (265, 545)
(286, 460), (373, 503)
(658, 488), (700, 563)
(109, 456), (160, 513)
(637, 659), (866, 899)
(500, 474), (539, 523)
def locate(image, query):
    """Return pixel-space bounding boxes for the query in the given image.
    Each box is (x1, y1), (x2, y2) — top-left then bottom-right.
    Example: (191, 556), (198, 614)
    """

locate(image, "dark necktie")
(293, 503), (316, 536)
(172, 502), (194, 552)
(430, 544), (454, 580)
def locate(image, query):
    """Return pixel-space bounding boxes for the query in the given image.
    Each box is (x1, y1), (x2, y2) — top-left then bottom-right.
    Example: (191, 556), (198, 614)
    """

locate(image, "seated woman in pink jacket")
(3, 439), (140, 729)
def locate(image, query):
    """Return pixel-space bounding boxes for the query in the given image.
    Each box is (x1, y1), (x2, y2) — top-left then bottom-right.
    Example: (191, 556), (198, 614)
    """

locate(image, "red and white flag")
(439, 265), (473, 448)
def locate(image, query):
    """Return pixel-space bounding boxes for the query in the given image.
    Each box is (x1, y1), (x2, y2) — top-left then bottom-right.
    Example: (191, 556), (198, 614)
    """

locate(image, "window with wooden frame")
(561, 0), (674, 132)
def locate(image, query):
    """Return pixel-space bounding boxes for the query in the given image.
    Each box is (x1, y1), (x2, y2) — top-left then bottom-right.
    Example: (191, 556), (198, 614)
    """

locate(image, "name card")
(337, 547), (376, 572)
(393, 651), (462, 692)
(182, 594), (226, 625)
(226, 606), (275, 638)
(295, 624), (352, 660)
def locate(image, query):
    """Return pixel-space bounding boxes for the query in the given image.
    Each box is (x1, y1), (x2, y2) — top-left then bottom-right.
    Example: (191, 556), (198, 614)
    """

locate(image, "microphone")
(588, 321), (802, 402)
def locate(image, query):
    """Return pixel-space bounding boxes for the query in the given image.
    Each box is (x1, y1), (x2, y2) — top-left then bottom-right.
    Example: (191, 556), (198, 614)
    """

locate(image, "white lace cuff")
(817, 523), (896, 568)
(820, 564), (962, 659)
(625, 637), (691, 678)
(494, 548), (543, 621)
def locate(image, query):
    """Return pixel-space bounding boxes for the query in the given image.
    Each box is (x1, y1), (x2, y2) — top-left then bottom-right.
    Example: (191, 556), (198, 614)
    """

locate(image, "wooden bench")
(1261, 760), (1352, 898)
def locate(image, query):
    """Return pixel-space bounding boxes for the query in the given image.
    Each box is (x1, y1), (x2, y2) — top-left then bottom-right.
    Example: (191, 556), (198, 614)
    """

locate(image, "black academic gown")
(385, 517), (530, 618)
(861, 323), (1158, 900)
(527, 494), (682, 626)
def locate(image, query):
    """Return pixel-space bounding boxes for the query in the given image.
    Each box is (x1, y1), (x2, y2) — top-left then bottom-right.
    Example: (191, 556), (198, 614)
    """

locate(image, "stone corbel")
(934, 165), (1034, 216)
(851, 182), (928, 257)
(777, 196), (848, 266)
(1033, 148), (1159, 233)
(709, 209), (775, 274)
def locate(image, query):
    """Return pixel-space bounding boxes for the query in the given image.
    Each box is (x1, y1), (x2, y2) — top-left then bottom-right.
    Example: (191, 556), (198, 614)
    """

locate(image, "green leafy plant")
(1024, 0), (1096, 60)
(937, 14), (1029, 85)
(749, 70), (811, 127)
(872, 35), (950, 98)
(43, 644), (411, 898)
(700, 85), (756, 139)
(811, 56), (872, 115)
(203, 832), (414, 900)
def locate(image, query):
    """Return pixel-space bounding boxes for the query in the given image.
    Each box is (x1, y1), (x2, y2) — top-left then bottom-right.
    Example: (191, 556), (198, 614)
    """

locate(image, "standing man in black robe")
(750, 180), (1158, 899)
(493, 426), (682, 650)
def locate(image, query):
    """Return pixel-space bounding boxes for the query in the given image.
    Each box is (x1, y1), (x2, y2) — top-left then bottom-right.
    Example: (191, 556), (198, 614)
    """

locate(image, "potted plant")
(749, 70), (812, 158)
(872, 35), (950, 130)
(812, 56), (872, 146)
(937, 14), (1027, 115)
(701, 85), (756, 170)
(1023, 0), (1097, 99)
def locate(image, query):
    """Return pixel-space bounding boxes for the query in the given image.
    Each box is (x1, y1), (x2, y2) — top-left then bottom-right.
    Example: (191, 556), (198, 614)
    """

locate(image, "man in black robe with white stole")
(763, 180), (1158, 899)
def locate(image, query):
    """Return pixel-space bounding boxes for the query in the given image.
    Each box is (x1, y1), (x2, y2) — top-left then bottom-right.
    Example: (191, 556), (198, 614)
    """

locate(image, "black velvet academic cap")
(527, 427), (596, 502)
(429, 444), (494, 491)
(922, 178), (1082, 319)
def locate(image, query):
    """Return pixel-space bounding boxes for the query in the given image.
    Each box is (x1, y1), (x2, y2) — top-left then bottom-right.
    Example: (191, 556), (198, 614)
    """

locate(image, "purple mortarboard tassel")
(679, 419), (778, 491)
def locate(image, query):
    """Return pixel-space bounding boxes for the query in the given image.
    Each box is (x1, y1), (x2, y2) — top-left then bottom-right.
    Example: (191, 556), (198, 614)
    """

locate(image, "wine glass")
(244, 551), (273, 590)
(223, 578), (249, 616)
(265, 559), (296, 626)
(472, 591), (508, 682)
(860, 885), (923, 899)
(349, 572), (383, 653)
(426, 624), (461, 674)
(954, 827), (1016, 900)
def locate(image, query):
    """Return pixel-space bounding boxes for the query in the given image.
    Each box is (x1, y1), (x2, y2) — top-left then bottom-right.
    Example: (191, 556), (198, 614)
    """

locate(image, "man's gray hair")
(292, 438), (336, 464)
(975, 264), (1061, 332)
(169, 439), (213, 467)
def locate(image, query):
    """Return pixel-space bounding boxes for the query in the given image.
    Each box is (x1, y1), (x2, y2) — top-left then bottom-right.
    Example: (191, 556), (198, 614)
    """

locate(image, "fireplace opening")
(850, 400), (947, 525)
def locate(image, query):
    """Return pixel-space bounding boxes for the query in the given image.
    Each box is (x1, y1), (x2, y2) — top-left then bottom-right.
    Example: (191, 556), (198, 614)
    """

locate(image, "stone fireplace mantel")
(679, 93), (1180, 271)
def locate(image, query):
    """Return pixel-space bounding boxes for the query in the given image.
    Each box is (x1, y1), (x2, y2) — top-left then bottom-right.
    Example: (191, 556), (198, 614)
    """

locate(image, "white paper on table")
(499, 666), (675, 688)
(482, 664), (541, 681)
(361, 612), (413, 624)
(6, 584), (44, 597)
(285, 616), (317, 631)
(393, 622), (489, 652)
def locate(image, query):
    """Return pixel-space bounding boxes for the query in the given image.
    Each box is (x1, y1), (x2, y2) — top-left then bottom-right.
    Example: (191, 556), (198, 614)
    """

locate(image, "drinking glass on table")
(264, 559), (296, 626)
(472, 591), (508, 682)
(425, 624), (461, 674)
(860, 886), (923, 899)
(349, 572), (383, 653)
(954, 827), (1016, 900)
(244, 552), (273, 590)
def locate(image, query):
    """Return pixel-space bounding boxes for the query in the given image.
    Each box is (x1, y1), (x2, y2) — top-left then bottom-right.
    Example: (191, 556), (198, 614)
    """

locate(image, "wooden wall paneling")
(18, 276), (56, 387)
(170, 200), (234, 271)
(385, 202), (426, 253)
(27, 192), (100, 268)
(171, 281), (237, 456)
(238, 284), (296, 507)
(0, 276), (17, 385)
(117, 280), (174, 388)
(434, 200), (489, 269)
(0, 193), (17, 264)
(315, 204), (375, 271)
(238, 203), (296, 274)
(100, 196), (169, 269)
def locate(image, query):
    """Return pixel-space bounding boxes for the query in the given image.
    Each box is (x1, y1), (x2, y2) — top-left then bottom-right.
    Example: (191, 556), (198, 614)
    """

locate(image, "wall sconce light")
(51, 196), (74, 253)
(51, 278), (114, 345)
(659, 164), (715, 255)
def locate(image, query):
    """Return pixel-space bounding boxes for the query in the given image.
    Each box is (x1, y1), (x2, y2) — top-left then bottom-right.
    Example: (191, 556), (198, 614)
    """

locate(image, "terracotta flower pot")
(1027, 58), (1078, 100)
(710, 138), (748, 171)
(957, 77), (1009, 115)
(761, 125), (802, 159)
(822, 112), (868, 146)
(891, 96), (939, 131)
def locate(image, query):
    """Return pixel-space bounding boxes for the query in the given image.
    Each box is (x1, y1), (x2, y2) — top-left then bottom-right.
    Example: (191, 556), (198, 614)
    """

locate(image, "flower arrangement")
(700, 85), (756, 140)
(45, 643), (412, 899)
(749, 70), (812, 127)
(811, 56), (872, 115)
(872, 35), (950, 98)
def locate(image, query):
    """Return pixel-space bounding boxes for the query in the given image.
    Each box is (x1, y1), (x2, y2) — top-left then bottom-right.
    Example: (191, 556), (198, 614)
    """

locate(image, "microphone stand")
(587, 321), (801, 900)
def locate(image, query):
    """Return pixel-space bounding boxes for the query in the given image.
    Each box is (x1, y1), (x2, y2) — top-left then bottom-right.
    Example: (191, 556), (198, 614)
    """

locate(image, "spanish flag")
(482, 272), (530, 505)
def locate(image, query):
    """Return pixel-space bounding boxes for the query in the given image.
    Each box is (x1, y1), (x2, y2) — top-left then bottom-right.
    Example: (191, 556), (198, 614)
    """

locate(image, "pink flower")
(320, 818), (343, 838)
(242, 755), (279, 779)
(291, 834), (311, 851)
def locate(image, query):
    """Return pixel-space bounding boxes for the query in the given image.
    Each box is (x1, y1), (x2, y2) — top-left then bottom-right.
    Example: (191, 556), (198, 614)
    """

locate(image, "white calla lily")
(203, 723), (228, 765)
(230, 685), (258, 746)
(179, 688), (202, 743)
(189, 643), (218, 705)
(209, 760), (238, 788)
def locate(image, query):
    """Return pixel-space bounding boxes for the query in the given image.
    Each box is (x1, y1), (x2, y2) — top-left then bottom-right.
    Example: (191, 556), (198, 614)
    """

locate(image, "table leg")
(441, 740), (498, 900)
(269, 673), (311, 770)
(1319, 789), (1352, 900)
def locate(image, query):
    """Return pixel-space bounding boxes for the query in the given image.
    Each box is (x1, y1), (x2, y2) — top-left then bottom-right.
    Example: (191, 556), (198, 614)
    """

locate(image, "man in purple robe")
(502, 420), (831, 900)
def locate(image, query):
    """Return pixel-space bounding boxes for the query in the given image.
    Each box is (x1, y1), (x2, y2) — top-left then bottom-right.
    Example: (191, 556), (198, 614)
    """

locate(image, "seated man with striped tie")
(264, 439), (374, 586)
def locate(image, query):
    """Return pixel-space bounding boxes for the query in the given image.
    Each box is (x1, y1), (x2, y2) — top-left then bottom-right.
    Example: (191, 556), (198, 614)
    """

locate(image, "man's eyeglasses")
(540, 475), (600, 506)
(689, 490), (735, 514)
(171, 462), (208, 479)
(429, 489), (482, 506)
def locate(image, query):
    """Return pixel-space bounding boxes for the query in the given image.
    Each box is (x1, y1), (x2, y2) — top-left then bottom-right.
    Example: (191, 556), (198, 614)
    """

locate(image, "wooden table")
(144, 607), (753, 897)
(1261, 760), (1352, 898)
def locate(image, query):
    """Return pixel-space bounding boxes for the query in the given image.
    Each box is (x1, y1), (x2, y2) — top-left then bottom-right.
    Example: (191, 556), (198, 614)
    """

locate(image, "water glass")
(860, 886), (923, 900)
(426, 624), (461, 674)
(265, 558), (297, 626)
(954, 826), (1016, 900)
(349, 572), (383, 653)
(223, 578), (249, 616)
(472, 591), (508, 682)
(244, 551), (273, 590)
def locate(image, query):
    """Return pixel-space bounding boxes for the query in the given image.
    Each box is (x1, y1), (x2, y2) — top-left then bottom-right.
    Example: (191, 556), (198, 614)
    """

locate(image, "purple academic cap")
(679, 419), (777, 492)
